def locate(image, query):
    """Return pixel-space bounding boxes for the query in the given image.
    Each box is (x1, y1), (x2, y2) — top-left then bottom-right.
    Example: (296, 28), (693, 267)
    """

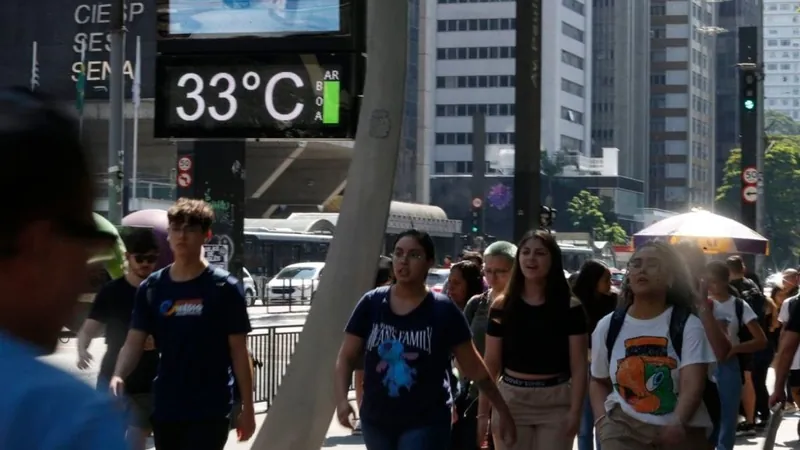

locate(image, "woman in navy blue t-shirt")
(335, 230), (517, 450)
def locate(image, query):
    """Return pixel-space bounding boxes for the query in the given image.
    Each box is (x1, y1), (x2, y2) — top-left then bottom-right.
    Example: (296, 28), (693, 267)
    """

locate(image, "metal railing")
(251, 277), (319, 313)
(248, 324), (303, 409)
(94, 175), (175, 201)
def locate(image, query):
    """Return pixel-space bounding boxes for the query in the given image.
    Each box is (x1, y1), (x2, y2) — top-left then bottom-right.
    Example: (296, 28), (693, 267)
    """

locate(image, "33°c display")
(154, 52), (357, 139)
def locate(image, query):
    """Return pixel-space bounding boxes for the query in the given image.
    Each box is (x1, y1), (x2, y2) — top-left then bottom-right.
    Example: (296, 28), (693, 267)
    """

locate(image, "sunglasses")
(133, 254), (158, 264)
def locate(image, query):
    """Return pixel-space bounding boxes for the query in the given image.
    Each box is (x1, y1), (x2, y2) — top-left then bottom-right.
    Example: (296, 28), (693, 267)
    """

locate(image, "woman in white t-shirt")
(589, 241), (716, 450)
(705, 261), (766, 450)
(777, 295), (800, 405)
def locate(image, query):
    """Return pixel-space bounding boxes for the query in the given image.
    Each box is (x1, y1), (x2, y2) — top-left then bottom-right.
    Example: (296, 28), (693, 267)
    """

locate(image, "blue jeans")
(713, 357), (742, 450)
(361, 421), (451, 450)
(578, 394), (600, 450)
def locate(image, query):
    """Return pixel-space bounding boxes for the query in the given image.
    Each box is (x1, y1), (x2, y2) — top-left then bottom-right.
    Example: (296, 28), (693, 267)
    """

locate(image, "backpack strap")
(735, 297), (744, 330)
(669, 305), (691, 360)
(145, 268), (166, 306)
(606, 306), (629, 364)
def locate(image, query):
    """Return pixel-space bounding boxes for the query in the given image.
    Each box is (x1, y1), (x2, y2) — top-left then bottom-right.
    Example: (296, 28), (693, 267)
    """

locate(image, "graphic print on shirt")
(366, 323), (432, 397)
(159, 299), (204, 317)
(614, 336), (678, 415)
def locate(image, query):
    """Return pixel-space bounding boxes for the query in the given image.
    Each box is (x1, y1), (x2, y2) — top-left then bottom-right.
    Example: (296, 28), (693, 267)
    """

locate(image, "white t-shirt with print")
(778, 297), (800, 370)
(711, 296), (758, 345)
(590, 306), (716, 429)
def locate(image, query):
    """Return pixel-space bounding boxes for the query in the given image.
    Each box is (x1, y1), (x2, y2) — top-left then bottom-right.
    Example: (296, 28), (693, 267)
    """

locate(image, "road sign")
(742, 185), (757, 203)
(742, 166), (758, 185)
(178, 156), (192, 172)
(177, 172), (192, 188)
(472, 198), (483, 208)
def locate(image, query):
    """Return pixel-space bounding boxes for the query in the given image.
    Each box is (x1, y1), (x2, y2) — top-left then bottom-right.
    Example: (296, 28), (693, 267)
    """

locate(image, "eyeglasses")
(483, 268), (510, 276)
(133, 254), (158, 264)
(627, 257), (662, 273)
(392, 250), (425, 261)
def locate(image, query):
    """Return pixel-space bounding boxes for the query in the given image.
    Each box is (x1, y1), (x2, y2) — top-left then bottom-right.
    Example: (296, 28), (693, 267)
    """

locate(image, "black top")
(486, 297), (588, 375)
(88, 278), (159, 394)
(580, 292), (617, 339)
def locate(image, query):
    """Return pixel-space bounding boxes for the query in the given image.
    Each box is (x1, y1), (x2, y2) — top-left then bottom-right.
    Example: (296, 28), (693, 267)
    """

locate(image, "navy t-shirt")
(131, 266), (252, 422)
(345, 286), (472, 431)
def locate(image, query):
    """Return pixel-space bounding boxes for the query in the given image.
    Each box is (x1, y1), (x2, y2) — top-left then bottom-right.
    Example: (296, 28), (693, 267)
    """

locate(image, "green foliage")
(716, 136), (800, 263)
(765, 111), (800, 136)
(566, 190), (629, 245)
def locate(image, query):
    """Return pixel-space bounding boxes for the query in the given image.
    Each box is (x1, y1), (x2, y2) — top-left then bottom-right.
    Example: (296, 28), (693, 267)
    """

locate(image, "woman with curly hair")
(589, 241), (715, 450)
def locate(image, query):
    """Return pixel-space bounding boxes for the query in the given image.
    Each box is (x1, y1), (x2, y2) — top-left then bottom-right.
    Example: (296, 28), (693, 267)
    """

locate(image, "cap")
(0, 87), (117, 254)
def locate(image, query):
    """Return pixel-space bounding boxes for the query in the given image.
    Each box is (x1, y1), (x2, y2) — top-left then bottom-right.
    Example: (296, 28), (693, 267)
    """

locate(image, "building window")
(560, 135), (583, 152)
(561, 107), (584, 124)
(436, 75), (515, 89)
(437, 0), (513, 3)
(561, 50), (584, 70)
(561, 78), (585, 97)
(436, 46), (516, 60)
(437, 18), (515, 32)
(435, 132), (515, 145)
(436, 103), (515, 117)
(562, 22), (584, 43)
(562, 0), (584, 15)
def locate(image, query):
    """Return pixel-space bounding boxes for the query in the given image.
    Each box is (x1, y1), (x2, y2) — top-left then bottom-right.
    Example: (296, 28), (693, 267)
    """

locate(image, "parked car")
(426, 268), (450, 294)
(265, 262), (325, 303)
(242, 267), (258, 306)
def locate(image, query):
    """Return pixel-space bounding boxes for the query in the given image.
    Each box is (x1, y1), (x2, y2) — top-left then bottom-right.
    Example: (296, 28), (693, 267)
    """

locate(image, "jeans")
(713, 358), (742, 450)
(361, 421), (451, 450)
(577, 394), (600, 450)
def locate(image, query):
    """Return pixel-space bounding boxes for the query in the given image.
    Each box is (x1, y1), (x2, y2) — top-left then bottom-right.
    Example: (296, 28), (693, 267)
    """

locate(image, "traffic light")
(741, 71), (758, 113)
(470, 198), (483, 236)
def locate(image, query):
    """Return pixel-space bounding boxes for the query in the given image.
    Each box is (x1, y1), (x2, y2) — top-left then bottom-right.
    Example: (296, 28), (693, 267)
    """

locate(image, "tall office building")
(714, 0), (761, 193)
(590, 1), (651, 182)
(763, 1), (800, 120)
(648, 0), (717, 211)
(429, 0), (592, 175)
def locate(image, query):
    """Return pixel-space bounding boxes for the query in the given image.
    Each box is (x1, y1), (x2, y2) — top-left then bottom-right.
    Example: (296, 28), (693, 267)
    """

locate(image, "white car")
(426, 268), (450, 294)
(242, 267), (258, 306)
(265, 262), (325, 303)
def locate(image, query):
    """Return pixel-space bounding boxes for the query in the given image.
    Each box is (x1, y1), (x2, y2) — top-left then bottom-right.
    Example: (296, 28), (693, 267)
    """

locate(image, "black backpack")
(734, 280), (767, 342)
(605, 305), (720, 428)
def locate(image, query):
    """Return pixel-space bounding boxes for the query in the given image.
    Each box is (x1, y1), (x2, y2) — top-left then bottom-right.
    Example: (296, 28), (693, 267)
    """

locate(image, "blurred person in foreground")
(0, 88), (126, 448)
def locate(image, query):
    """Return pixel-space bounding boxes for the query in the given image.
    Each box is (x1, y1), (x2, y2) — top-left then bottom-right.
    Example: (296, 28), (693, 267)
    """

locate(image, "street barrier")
(247, 323), (352, 411)
(252, 277), (319, 313)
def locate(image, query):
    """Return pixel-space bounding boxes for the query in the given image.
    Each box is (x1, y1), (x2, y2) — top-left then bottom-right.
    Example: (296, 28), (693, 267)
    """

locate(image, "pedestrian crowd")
(335, 228), (800, 450)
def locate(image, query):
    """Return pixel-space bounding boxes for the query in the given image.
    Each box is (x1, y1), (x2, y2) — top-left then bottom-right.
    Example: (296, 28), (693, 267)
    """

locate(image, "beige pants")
(491, 378), (573, 450)
(597, 404), (708, 450)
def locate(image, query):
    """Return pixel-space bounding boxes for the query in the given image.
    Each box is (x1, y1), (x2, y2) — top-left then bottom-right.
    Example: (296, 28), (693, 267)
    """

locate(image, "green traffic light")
(471, 226), (479, 233)
(744, 99), (755, 110)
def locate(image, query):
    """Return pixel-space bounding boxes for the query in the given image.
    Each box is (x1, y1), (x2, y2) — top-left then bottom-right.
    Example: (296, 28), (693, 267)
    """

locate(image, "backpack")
(605, 305), (720, 428)
(735, 280), (767, 342)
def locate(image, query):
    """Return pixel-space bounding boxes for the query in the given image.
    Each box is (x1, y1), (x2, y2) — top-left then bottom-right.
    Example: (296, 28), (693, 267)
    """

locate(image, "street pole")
(738, 26), (758, 271)
(250, 0), (407, 448)
(755, 6), (766, 273)
(107, 0), (127, 224)
(471, 111), (486, 243)
(513, 0), (542, 242)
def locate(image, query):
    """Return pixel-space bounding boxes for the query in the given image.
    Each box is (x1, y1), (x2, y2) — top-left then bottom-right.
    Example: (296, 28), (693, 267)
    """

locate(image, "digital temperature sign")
(154, 52), (357, 139)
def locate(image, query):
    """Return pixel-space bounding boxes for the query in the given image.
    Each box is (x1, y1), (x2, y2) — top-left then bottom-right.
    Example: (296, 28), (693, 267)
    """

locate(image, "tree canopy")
(716, 136), (800, 265)
(766, 110), (800, 136)
(566, 190), (629, 245)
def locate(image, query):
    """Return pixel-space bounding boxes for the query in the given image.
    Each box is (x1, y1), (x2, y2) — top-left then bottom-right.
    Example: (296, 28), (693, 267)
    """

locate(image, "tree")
(566, 190), (629, 244)
(766, 111), (800, 136)
(716, 136), (800, 263)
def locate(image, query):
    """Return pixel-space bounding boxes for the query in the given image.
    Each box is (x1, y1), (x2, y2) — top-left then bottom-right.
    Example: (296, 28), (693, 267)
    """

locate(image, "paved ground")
(42, 339), (800, 449)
